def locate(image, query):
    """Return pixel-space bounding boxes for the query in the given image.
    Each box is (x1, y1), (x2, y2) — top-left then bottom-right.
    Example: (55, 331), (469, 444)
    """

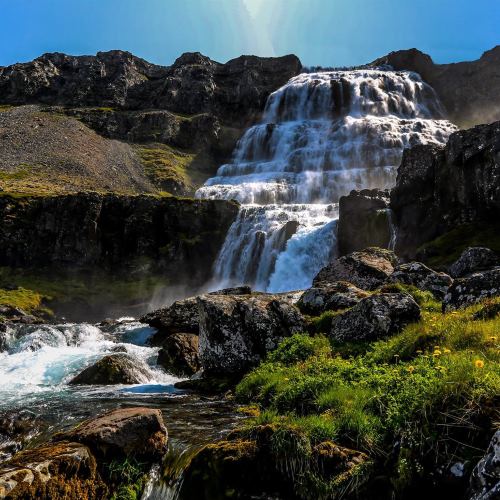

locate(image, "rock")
(449, 247), (499, 278)
(372, 46), (500, 128)
(469, 429), (500, 500)
(0, 441), (107, 499)
(330, 293), (421, 342)
(314, 247), (398, 291)
(68, 354), (152, 385)
(157, 333), (200, 377)
(443, 268), (500, 311)
(337, 189), (391, 256)
(59, 407), (168, 460)
(297, 281), (369, 315)
(391, 122), (500, 259)
(387, 262), (453, 299)
(197, 293), (305, 374)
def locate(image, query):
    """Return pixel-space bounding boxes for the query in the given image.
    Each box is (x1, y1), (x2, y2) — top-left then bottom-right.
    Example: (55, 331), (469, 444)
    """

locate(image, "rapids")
(197, 69), (457, 291)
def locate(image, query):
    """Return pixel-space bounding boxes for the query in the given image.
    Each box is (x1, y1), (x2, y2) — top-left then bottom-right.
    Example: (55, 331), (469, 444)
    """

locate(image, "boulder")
(68, 354), (152, 385)
(297, 282), (369, 316)
(330, 293), (421, 342)
(337, 189), (392, 256)
(469, 429), (500, 500)
(314, 248), (398, 291)
(449, 247), (499, 278)
(59, 407), (168, 460)
(157, 333), (200, 377)
(387, 262), (453, 299)
(0, 441), (107, 499)
(197, 293), (305, 374)
(443, 268), (500, 311)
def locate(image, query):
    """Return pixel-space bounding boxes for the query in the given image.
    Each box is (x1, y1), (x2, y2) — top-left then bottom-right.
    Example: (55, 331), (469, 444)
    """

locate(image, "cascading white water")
(197, 69), (457, 292)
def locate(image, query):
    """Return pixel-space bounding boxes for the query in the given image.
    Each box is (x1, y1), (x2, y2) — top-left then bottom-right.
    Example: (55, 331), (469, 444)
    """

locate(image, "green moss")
(0, 286), (46, 312)
(418, 222), (500, 269)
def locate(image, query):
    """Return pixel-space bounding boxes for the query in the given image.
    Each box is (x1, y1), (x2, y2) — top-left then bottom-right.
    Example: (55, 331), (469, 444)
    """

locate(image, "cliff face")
(0, 193), (239, 285)
(372, 47), (500, 128)
(391, 121), (500, 259)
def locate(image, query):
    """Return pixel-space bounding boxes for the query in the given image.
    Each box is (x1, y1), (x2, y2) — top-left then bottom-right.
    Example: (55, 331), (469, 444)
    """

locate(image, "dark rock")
(443, 268), (500, 311)
(469, 429), (500, 500)
(314, 247), (398, 291)
(197, 293), (305, 374)
(157, 333), (200, 377)
(297, 281), (369, 315)
(0, 410), (43, 462)
(330, 293), (421, 342)
(387, 262), (453, 299)
(449, 247), (499, 278)
(337, 189), (391, 256)
(209, 286), (252, 296)
(372, 46), (500, 128)
(68, 354), (152, 385)
(58, 407), (168, 460)
(0, 441), (107, 499)
(391, 122), (500, 259)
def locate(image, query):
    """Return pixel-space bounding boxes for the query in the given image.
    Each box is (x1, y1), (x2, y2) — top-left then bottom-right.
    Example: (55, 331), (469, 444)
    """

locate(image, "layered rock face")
(391, 121), (500, 259)
(372, 46), (500, 127)
(0, 193), (238, 285)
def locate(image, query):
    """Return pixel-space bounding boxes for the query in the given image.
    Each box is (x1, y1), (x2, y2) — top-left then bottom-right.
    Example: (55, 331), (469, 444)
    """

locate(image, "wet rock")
(449, 247), (499, 278)
(297, 281), (369, 315)
(0, 410), (42, 462)
(330, 293), (421, 342)
(469, 429), (500, 500)
(197, 293), (305, 374)
(157, 333), (200, 377)
(443, 268), (500, 311)
(387, 261), (453, 299)
(337, 189), (391, 256)
(314, 247), (398, 291)
(59, 407), (168, 460)
(0, 441), (107, 499)
(68, 354), (152, 385)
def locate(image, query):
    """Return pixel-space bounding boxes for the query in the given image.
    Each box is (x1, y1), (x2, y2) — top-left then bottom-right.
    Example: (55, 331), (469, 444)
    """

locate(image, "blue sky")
(0, 0), (498, 67)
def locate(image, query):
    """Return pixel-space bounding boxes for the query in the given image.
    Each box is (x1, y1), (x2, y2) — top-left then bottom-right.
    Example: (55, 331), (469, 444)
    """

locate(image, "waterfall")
(197, 69), (457, 291)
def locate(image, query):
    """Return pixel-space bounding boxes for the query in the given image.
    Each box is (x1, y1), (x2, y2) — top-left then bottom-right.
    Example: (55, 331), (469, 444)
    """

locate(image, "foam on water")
(197, 69), (457, 291)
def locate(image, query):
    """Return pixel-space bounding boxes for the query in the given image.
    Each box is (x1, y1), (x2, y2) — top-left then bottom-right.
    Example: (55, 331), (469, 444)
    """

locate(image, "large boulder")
(330, 293), (421, 342)
(0, 441), (107, 499)
(314, 248), (398, 291)
(197, 293), (305, 374)
(157, 333), (200, 377)
(387, 262), (453, 299)
(337, 189), (392, 256)
(68, 354), (152, 385)
(469, 429), (500, 500)
(297, 282), (369, 316)
(59, 407), (168, 460)
(449, 247), (499, 278)
(443, 268), (500, 311)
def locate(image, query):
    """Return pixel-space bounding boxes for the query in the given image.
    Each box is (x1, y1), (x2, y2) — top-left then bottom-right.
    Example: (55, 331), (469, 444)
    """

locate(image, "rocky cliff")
(372, 46), (500, 128)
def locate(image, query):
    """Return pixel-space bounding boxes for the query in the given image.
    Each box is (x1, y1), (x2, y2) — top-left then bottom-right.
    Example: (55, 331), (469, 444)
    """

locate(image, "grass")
(235, 298), (500, 494)
(0, 287), (46, 312)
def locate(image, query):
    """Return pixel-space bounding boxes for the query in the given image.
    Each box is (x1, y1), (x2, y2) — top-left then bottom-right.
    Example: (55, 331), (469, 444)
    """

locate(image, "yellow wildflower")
(474, 359), (485, 369)
(433, 349), (442, 356)
(443, 348), (451, 354)
(407, 366), (415, 373)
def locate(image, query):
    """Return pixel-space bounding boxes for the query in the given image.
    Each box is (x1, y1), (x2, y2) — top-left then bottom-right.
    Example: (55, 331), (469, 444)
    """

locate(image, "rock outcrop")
(330, 293), (421, 342)
(69, 354), (152, 385)
(449, 247), (499, 278)
(372, 46), (500, 128)
(387, 262), (453, 299)
(197, 293), (305, 374)
(337, 189), (392, 256)
(297, 282), (369, 316)
(391, 122), (500, 259)
(469, 429), (500, 500)
(443, 268), (500, 311)
(157, 333), (200, 376)
(314, 248), (398, 291)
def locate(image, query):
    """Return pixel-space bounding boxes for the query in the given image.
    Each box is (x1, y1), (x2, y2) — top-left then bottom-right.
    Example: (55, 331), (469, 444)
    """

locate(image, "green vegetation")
(106, 458), (148, 500)
(136, 144), (210, 195)
(0, 286), (46, 312)
(417, 222), (500, 269)
(0, 104), (13, 112)
(235, 298), (500, 495)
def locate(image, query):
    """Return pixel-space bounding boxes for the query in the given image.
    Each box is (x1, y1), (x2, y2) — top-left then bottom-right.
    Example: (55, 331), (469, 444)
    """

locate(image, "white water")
(197, 69), (457, 292)
(0, 321), (180, 408)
